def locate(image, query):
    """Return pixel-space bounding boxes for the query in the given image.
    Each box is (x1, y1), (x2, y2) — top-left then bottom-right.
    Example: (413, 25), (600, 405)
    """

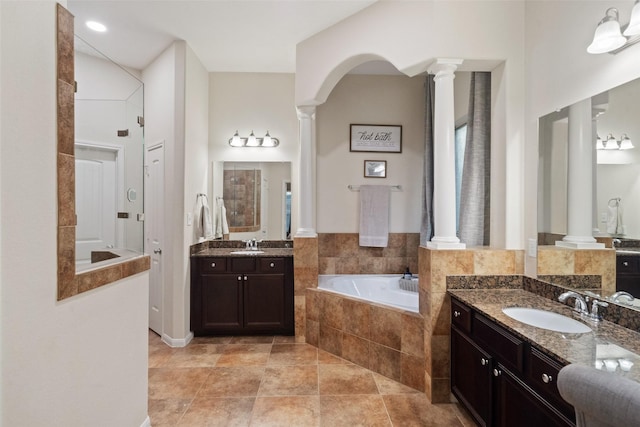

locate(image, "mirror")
(538, 77), (640, 309)
(539, 77), (640, 242)
(215, 162), (291, 241)
(74, 36), (145, 270)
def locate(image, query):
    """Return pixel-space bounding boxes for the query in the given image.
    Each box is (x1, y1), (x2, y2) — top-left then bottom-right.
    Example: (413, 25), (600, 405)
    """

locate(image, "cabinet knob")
(493, 368), (502, 377)
(623, 261), (629, 267)
(244, 275), (248, 281)
(453, 310), (461, 318)
(270, 262), (275, 268)
(481, 358), (488, 366)
(542, 373), (553, 384)
(238, 276), (242, 281)
(211, 262), (216, 268)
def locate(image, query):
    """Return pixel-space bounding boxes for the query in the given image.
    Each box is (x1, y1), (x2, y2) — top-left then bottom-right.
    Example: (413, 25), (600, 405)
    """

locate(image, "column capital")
(296, 105), (316, 120)
(427, 58), (463, 78)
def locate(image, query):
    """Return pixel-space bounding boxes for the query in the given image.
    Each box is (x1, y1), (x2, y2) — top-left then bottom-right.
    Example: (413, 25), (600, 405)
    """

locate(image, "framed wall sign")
(350, 124), (402, 153)
(364, 160), (387, 178)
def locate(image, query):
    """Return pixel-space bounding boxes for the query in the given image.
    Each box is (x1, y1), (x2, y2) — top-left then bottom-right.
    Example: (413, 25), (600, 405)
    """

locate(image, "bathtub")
(318, 274), (419, 313)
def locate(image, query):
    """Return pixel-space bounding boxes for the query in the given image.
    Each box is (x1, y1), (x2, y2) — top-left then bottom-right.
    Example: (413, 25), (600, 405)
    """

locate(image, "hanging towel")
(359, 185), (390, 247)
(195, 194), (213, 240)
(214, 198), (230, 239)
(606, 198), (623, 235)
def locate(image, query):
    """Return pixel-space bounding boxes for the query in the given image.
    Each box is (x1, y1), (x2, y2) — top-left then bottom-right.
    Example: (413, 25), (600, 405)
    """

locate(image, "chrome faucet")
(558, 291), (589, 314)
(613, 238), (622, 248)
(610, 291), (635, 303)
(558, 291), (608, 322)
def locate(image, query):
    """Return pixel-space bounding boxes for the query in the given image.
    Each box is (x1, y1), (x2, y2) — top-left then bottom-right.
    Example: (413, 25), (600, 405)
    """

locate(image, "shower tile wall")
(318, 233), (419, 275)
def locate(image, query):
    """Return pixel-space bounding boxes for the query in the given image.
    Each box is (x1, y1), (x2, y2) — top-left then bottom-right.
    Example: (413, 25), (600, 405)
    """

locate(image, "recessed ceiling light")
(86, 21), (107, 32)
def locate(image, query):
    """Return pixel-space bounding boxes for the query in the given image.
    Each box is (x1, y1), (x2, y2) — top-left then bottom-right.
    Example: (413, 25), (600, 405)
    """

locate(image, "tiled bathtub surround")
(305, 288), (425, 392)
(318, 233), (419, 275)
(537, 245), (616, 295)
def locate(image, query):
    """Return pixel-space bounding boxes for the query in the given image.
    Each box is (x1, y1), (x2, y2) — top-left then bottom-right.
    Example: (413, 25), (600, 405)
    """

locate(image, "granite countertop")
(191, 247), (293, 258)
(448, 288), (640, 384)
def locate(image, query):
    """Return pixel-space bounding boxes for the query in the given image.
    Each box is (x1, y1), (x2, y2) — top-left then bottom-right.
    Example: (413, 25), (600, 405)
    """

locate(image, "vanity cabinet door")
(451, 326), (493, 427)
(201, 274), (243, 332)
(244, 273), (287, 331)
(493, 363), (573, 427)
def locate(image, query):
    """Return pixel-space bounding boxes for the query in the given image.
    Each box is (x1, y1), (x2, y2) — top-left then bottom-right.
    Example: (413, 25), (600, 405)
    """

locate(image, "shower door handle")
(154, 249), (162, 254)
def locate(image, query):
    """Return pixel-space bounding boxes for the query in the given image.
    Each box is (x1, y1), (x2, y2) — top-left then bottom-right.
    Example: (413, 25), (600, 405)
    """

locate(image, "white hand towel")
(606, 199), (623, 235)
(201, 203), (213, 240)
(214, 198), (230, 238)
(359, 185), (390, 247)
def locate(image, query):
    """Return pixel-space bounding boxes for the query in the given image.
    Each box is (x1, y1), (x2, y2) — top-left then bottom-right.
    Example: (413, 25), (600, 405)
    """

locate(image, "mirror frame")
(56, 4), (149, 301)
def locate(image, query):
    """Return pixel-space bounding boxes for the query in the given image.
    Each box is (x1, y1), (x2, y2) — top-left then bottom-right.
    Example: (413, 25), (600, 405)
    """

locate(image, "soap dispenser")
(403, 267), (412, 280)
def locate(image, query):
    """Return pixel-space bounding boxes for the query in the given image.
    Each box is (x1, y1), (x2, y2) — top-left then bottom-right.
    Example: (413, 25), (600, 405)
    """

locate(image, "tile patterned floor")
(148, 331), (476, 426)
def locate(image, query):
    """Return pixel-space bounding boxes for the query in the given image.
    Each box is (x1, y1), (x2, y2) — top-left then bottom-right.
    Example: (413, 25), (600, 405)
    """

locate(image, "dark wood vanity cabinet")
(451, 297), (575, 427)
(616, 255), (640, 298)
(191, 256), (294, 336)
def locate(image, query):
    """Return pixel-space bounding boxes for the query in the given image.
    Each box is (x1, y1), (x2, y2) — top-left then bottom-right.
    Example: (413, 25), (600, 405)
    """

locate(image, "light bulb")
(262, 131), (274, 147)
(619, 134), (634, 150)
(229, 130), (243, 147)
(624, 0), (640, 36)
(587, 8), (627, 54)
(246, 131), (259, 147)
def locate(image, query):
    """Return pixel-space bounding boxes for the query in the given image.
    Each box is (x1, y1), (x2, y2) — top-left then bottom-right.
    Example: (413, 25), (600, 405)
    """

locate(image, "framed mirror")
(213, 161), (291, 241)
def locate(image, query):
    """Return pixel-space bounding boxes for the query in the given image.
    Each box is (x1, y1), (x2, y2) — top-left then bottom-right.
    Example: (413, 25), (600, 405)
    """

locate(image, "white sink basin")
(502, 307), (592, 334)
(230, 250), (265, 255)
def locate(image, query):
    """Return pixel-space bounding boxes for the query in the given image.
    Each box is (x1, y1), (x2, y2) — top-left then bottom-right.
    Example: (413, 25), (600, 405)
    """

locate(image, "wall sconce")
(587, 2), (640, 54)
(597, 133), (635, 150)
(228, 130), (279, 147)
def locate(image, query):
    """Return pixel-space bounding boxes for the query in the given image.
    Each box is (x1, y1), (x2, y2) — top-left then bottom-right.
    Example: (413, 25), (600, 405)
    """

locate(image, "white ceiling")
(68, 0), (378, 73)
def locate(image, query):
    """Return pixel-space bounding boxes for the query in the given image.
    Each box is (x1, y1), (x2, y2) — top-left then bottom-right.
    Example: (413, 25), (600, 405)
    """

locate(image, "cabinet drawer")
(528, 348), (575, 420)
(230, 257), (257, 272)
(451, 298), (472, 334)
(259, 258), (285, 273)
(617, 256), (640, 274)
(473, 313), (525, 373)
(200, 257), (227, 273)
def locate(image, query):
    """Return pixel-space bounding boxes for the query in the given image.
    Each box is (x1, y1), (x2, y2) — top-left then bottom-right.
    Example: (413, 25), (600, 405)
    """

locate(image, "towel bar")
(348, 185), (402, 191)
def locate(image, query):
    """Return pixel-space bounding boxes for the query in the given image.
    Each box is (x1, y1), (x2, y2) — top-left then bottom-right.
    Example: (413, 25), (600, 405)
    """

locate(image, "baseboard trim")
(140, 415), (151, 427)
(161, 331), (194, 348)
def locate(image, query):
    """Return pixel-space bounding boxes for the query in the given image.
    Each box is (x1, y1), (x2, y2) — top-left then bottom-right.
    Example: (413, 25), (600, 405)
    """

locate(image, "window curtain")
(420, 75), (436, 245)
(458, 72), (491, 246)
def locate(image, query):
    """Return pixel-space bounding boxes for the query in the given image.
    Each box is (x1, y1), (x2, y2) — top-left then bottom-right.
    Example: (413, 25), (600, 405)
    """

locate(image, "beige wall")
(316, 74), (425, 233)
(1, 2), (149, 425)
(208, 72), (300, 234)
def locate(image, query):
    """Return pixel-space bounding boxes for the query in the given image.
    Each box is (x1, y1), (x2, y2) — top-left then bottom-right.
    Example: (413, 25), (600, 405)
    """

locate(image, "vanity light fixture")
(588, 4), (640, 54)
(228, 130), (280, 147)
(597, 133), (635, 150)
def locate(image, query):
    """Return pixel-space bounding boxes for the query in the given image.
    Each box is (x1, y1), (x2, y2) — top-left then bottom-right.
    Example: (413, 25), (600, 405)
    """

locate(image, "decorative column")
(295, 106), (317, 238)
(427, 59), (465, 249)
(557, 98), (604, 249)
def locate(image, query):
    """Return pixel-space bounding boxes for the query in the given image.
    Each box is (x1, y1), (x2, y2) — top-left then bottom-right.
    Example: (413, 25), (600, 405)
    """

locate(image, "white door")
(75, 144), (120, 264)
(146, 142), (164, 335)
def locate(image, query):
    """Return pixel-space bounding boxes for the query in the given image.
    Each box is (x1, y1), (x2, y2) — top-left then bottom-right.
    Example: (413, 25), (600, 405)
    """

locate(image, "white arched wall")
(296, 0), (527, 248)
